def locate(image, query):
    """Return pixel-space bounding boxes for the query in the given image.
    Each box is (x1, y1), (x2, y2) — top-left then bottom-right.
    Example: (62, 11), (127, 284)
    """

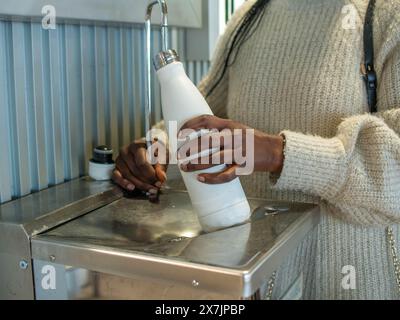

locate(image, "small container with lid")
(88, 145), (115, 181)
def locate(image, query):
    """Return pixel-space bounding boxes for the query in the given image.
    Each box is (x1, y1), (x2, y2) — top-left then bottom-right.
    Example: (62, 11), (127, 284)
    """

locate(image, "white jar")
(88, 146), (115, 181)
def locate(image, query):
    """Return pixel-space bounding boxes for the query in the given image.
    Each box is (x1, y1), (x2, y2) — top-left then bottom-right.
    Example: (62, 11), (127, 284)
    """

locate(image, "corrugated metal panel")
(0, 20), (210, 203)
(185, 60), (210, 86)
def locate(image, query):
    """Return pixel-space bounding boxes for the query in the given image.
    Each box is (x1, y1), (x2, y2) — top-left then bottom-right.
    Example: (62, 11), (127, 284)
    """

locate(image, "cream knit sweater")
(196, 0), (400, 299)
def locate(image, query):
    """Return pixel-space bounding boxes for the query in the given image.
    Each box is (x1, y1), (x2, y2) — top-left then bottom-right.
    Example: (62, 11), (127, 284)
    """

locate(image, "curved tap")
(145, 0), (169, 144)
(145, 0), (169, 52)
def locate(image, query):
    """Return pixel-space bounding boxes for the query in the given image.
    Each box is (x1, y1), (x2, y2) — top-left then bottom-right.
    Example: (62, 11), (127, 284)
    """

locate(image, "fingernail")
(127, 184), (135, 191)
(155, 181), (162, 188)
(149, 188), (158, 195)
(197, 176), (205, 182)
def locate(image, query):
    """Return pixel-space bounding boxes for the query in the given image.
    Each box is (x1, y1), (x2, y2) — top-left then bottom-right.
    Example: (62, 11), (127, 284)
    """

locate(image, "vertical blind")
(0, 20), (210, 203)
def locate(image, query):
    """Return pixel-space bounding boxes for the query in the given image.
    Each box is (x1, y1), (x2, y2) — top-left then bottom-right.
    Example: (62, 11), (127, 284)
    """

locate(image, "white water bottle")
(154, 50), (251, 232)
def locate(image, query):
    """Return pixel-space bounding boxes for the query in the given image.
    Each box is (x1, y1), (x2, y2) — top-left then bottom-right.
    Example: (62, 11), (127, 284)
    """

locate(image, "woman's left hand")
(178, 115), (284, 184)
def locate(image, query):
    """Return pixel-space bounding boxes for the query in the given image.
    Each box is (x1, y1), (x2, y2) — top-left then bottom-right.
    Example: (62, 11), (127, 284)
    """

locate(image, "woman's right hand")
(112, 139), (168, 194)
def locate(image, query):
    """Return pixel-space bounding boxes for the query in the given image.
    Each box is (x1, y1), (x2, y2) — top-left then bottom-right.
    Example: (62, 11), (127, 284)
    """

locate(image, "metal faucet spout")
(144, 0), (169, 146)
(145, 0), (169, 52)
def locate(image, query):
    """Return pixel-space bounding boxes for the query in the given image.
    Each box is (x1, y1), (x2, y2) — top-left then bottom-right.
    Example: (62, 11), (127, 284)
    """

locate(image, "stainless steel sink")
(0, 177), (320, 300)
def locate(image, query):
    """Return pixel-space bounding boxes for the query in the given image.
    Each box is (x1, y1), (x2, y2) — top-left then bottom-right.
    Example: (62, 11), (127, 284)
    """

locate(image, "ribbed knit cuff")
(270, 131), (347, 200)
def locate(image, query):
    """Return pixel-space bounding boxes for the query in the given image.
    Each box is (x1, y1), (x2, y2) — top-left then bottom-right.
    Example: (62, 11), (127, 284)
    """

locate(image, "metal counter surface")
(31, 189), (320, 298)
(0, 177), (122, 299)
(0, 177), (120, 229)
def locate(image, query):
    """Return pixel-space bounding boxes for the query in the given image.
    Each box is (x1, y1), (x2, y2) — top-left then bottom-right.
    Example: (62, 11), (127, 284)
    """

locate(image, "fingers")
(178, 132), (216, 160)
(134, 147), (157, 184)
(197, 165), (239, 184)
(115, 157), (157, 192)
(129, 140), (147, 151)
(151, 139), (169, 167)
(180, 115), (231, 132)
(146, 139), (169, 187)
(114, 138), (170, 193)
(112, 169), (135, 191)
(119, 147), (137, 177)
(154, 163), (167, 185)
(181, 162), (217, 172)
(181, 149), (234, 172)
(177, 130), (235, 161)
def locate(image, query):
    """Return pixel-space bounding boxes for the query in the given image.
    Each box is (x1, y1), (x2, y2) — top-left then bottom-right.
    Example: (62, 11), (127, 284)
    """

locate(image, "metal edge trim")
(24, 187), (123, 237)
(31, 237), (247, 297)
(241, 207), (320, 297)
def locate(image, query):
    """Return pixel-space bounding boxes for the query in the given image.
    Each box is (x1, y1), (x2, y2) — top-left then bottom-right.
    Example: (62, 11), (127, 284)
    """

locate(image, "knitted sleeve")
(271, 5), (400, 226)
(197, 1), (255, 118)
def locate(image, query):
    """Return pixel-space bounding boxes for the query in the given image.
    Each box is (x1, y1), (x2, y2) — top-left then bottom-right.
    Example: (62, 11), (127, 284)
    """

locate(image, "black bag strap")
(363, 0), (378, 113)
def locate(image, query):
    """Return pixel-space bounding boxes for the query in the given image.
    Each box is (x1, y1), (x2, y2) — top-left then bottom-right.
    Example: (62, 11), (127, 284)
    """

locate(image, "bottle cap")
(89, 145), (115, 181)
(91, 145), (114, 164)
(154, 49), (180, 70)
